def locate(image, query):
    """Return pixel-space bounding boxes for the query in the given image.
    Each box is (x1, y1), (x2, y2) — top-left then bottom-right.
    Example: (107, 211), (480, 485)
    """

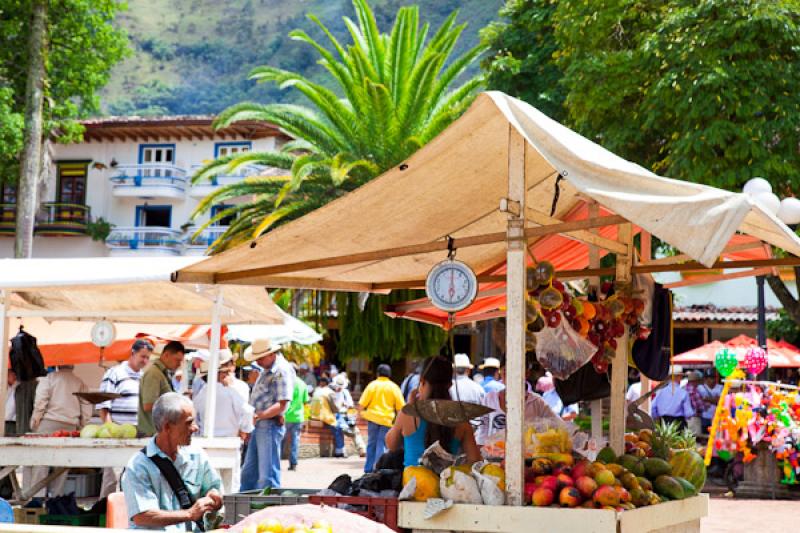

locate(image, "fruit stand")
(0, 436), (241, 501)
(174, 91), (800, 531)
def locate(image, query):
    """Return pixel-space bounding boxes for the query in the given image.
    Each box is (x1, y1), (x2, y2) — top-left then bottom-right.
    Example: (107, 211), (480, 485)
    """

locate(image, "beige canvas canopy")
(174, 91), (800, 290)
(0, 256), (282, 324)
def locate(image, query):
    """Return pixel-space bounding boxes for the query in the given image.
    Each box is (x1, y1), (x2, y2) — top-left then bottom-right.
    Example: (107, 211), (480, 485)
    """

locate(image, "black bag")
(141, 448), (205, 531)
(632, 284), (672, 381)
(554, 361), (611, 405)
(10, 329), (47, 382)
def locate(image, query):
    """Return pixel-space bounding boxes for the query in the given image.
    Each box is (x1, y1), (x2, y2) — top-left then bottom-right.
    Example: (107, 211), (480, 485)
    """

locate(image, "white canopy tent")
(173, 91), (800, 507)
(0, 256), (284, 438)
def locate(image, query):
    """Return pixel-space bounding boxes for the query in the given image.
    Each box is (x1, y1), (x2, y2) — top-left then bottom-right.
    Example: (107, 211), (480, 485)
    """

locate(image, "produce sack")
(471, 461), (505, 505)
(439, 465), (482, 504)
(535, 317), (597, 380)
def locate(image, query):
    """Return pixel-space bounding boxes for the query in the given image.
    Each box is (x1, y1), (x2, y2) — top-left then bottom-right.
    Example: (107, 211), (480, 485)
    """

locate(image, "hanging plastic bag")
(535, 314), (597, 380)
(471, 461), (505, 505)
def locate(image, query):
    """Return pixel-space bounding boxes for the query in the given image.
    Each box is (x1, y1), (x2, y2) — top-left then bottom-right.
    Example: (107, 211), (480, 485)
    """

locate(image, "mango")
(575, 476), (598, 498)
(594, 470), (615, 486)
(532, 487), (554, 507)
(654, 475), (685, 500)
(559, 486), (582, 507)
(593, 485), (620, 506)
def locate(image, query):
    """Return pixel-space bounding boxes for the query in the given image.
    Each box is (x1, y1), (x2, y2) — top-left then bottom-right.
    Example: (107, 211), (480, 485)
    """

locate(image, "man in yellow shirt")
(359, 364), (405, 472)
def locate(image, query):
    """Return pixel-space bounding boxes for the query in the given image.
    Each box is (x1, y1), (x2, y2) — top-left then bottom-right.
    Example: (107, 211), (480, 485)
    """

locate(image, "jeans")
(329, 414), (346, 454)
(283, 422), (303, 466)
(364, 421), (390, 473)
(240, 421), (286, 491)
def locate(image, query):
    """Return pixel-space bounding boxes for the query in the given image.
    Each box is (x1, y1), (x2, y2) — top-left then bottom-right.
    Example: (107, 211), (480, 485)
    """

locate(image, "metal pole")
(0, 290), (9, 437)
(505, 128), (526, 506)
(203, 289), (224, 438)
(756, 275), (768, 381)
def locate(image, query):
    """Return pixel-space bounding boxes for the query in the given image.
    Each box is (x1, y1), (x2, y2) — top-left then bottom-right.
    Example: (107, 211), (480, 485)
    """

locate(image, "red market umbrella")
(672, 335), (800, 368)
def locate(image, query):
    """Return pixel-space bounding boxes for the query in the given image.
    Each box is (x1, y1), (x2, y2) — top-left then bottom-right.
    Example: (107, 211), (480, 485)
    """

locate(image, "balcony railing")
(185, 226), (228, 248)
(35, 202), (90, 235)
(110, 165), (188, 198)
(105, 226), (183, 255)
(188, 164), (265, 197)
(0, 204), (14, 234)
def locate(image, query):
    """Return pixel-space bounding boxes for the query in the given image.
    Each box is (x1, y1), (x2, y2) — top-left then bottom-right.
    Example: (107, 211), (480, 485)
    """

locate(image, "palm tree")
(190, 0), (485, 252)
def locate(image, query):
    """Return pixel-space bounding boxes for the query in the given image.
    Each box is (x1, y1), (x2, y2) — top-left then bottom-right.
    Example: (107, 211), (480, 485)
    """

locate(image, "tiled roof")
(673, 304), (780, 323)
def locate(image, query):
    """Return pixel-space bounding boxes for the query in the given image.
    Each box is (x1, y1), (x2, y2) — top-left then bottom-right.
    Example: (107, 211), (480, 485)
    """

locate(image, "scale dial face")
(91, 320), (116, 348)
(425, 259), (479, 313)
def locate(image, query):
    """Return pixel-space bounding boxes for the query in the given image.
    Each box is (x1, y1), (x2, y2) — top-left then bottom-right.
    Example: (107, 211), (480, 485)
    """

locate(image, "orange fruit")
(582, 301), (596, 320)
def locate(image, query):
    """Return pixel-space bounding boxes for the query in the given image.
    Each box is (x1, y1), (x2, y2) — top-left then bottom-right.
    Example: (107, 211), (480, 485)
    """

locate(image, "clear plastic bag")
(535, 315), (597, 379)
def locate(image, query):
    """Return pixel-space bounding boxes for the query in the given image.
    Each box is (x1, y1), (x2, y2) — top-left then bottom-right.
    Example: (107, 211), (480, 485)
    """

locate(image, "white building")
(0, 115), (287, 258)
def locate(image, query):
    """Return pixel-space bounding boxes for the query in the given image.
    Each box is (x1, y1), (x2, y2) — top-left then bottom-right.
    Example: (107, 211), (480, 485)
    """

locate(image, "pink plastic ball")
(743, 346), (768, 376)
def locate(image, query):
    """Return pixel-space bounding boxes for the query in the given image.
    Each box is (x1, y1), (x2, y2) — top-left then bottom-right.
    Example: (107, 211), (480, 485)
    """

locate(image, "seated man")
(122, 392), (223, 532)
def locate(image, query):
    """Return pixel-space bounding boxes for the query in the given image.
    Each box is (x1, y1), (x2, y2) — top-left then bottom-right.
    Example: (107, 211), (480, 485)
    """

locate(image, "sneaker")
(288, 464), (297, 471)
(333, 452), (348, 458)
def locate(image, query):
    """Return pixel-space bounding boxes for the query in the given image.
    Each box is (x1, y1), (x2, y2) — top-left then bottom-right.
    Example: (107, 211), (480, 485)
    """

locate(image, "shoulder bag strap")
(140, 448), (204, 531)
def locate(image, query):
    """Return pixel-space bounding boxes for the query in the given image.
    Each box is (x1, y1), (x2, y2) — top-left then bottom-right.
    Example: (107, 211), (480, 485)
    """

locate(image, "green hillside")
(102, 0), (502, 116)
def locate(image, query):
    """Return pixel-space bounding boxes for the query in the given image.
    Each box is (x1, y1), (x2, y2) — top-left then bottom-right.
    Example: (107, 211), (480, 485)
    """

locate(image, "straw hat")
(333, 373), (349, 389)
(243, 338), (281, 363)
(199, 349), (233, 374)
(479, 357), (501, 370)
(453, 353), (473, 369)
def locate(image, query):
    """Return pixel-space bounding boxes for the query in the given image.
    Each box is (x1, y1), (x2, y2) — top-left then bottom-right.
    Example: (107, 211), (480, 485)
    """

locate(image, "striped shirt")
(250, 354), (295, 428)
(97, 361), (141, 424)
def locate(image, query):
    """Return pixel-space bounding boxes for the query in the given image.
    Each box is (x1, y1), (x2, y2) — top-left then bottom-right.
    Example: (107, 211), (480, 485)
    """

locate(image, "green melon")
(669, 450), (706, 491)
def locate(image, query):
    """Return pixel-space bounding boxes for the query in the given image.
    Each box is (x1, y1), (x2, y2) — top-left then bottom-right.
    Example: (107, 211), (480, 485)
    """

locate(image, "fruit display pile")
(240, 517), (333, 533)
(79, 422), (138, 439)
(525, 261), (649, 375)
(524, 427), (706, 510)
(403, 462), (506, 505)
(22, 430), (81, 438)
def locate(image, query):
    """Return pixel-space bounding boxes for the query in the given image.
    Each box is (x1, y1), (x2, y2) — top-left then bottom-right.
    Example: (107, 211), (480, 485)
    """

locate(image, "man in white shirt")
(98, 339), (152, 497)
(194, 353), (254, 438)
(450, 354), (485, 405)
(4, 369), (17, 436)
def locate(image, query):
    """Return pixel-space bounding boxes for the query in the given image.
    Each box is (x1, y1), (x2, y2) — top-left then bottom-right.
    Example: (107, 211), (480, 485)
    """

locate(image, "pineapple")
(651, 420), (697, 459)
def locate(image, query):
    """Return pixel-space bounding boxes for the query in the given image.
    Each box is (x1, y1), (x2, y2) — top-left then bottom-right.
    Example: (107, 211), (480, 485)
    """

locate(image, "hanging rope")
(550, 174), (564, 216)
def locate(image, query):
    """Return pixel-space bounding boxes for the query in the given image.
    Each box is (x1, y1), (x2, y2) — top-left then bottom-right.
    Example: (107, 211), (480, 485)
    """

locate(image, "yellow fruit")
(310, 520), (332, 533)
(243, 526), (257, 533)
(284, 525), (309, 533)
(480, 463), (506, 491)
(258, 518), (284, 533)
(403, 465), (441, 501)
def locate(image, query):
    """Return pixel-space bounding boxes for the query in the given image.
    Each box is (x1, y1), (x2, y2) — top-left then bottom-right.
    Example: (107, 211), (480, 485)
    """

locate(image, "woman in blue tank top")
(386, 356), (481, 468)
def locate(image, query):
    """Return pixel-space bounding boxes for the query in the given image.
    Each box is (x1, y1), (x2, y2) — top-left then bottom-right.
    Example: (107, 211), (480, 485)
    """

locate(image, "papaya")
(669, 450), (706, 491)
(674, 476), (697, 497)
(596, 446), (617, 464)
(644, 458), (672, 479)
(636, 476), (653, 492)
(620, 454), (645, 477)
(654, 475), (685, 500)
(403, 466), (440, 501)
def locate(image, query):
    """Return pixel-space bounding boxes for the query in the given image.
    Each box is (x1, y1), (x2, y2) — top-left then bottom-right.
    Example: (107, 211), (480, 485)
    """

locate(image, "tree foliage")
(0, 0), (129, 184)
(190, 0), (485, 251)
(483, 0), (800, 191)
(480, 0), (565, 121)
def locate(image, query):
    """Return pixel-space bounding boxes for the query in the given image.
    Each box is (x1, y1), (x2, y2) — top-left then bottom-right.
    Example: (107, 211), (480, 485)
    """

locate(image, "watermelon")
(669, 450), (706, 491)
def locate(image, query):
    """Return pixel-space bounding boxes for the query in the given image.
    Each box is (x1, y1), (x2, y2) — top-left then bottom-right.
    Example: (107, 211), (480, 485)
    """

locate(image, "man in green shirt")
(138, 341), (186, 437)
(282, 373), (309, 471)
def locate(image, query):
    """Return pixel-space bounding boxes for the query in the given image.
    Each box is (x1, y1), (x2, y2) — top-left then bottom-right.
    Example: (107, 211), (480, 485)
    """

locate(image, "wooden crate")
(398, 494), (708, 533)
(12, 507), (46, 525)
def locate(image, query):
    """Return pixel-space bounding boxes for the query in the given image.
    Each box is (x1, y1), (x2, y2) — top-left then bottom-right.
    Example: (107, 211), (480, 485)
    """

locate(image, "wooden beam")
(645, 241), (763, 266)
(525, 208), (628, 254)
(663, 267), (773, 289)
(587, 201), (603, 443)
(207, 215), (627, 283)
(610, 223), (633, 457)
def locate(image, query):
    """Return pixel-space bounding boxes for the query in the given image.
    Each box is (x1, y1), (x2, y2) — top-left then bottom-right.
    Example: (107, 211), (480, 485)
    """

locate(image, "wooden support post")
(0, 290), (9, 438)
(505, 127), (527, 506)
(639, 232), (651, 415)
(203, 289), (224, 438)
(587, 203), (603, 443)
(610, 223), (634, 456)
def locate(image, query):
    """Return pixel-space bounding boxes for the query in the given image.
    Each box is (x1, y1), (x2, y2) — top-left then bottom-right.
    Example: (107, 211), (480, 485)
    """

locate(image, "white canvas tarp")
(174, 91), (800, 289)
(0, 256), (282, 324)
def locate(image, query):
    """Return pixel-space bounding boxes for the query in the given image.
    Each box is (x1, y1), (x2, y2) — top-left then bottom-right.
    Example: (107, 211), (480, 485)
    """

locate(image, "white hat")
(243, 338), (281, 362)
(333, 374), (349, 389)
(479, 357), (501, 370)
(199, 349), (233, 373)
(453, 354), (473, 369)
(670, 364), (684, 376)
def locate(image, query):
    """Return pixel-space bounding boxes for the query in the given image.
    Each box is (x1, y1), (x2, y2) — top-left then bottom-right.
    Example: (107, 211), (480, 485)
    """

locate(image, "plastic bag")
(535, 316), (597, 380)
(471, 461), (505, 505)
(439, 466), (482, 504)
(420, 441), (457, 475)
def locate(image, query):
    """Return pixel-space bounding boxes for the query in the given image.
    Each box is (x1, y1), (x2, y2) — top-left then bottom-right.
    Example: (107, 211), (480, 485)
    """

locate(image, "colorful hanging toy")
(715, 348), (739, 377)
(743, 346), (768, 376)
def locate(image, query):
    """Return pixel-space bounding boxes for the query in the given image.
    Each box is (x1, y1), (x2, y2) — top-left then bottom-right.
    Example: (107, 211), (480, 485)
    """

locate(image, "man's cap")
(243, 338), (281, 362)
(453, 353), (473, 369)
(479, 357), (501, 370)
(688, 370), (704, 382)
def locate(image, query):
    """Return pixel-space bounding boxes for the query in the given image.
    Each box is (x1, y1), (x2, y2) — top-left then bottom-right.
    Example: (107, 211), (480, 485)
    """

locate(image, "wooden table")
(399, 494), (709, 533)
(0, 436), (241, 502)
